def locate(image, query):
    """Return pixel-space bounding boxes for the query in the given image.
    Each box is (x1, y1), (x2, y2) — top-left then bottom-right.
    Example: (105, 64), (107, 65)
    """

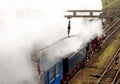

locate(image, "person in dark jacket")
(67, 19), (71, 37)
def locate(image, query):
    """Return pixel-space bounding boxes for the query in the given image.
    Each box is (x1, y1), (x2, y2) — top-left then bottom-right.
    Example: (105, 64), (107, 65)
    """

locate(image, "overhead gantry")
(64, 9), (120, 19)
(64, 9), (120, 37)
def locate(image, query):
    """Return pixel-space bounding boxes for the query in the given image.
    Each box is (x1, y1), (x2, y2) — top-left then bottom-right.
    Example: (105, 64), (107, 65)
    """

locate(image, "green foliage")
(94, 33), (120, 69)
(94, 44), (115, 69)
(102, 0), (120, 8)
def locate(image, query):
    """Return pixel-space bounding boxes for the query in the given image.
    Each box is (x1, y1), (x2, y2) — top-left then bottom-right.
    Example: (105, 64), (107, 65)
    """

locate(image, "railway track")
(102, 18), (120, 45)
(112, 65), (120, 84)
(104, 18), (120, 32)
(97, 47), (120, 84)
(111, 52), (120, 84)
(116, 78), (120, 84)
(95, 18), (120, 84)
(68, 17), (120, 84)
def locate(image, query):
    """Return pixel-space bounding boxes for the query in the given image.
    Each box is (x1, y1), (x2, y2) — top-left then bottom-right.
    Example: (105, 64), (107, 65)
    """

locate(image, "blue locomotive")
(39, 36), (104, 84)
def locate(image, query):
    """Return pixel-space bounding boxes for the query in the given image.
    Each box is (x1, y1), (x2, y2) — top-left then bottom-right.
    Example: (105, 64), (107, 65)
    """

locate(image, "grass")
(102, 0), (120, 9)
(94, 33), (120, 69)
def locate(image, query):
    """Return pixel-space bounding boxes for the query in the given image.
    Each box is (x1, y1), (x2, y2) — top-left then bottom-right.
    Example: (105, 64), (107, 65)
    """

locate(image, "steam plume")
(0, 0), (103, 84)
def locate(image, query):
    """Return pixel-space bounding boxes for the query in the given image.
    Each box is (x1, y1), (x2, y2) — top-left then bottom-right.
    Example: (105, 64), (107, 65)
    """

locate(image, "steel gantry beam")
(64, 9), (120, 18)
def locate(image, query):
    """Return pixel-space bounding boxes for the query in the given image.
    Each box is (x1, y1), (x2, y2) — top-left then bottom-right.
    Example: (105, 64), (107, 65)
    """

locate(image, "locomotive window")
(49, 67), (55, 82)
(56, 63), (60, 76)
(41, 73), (47, 84)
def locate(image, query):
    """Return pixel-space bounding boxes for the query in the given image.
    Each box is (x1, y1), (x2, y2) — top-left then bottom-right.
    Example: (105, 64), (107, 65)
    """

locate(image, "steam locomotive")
(39, 36), (104, 84)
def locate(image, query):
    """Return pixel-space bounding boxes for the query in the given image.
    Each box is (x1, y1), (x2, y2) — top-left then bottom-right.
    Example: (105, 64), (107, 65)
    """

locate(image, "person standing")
(67, 19), (71, 37)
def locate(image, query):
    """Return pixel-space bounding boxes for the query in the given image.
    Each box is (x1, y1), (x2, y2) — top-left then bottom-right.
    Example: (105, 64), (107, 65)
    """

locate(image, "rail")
(102, 19), (120, 46)
(111, 66), (120, 84)
(116, 78), (120, 84)
(111, 51), (120, 84)
(97, 47), (120, 84)
(104, 18), (120, 32)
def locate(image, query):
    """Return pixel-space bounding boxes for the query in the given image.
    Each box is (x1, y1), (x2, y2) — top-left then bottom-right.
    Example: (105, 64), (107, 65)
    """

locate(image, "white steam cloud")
(0, 0), (103, 84)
